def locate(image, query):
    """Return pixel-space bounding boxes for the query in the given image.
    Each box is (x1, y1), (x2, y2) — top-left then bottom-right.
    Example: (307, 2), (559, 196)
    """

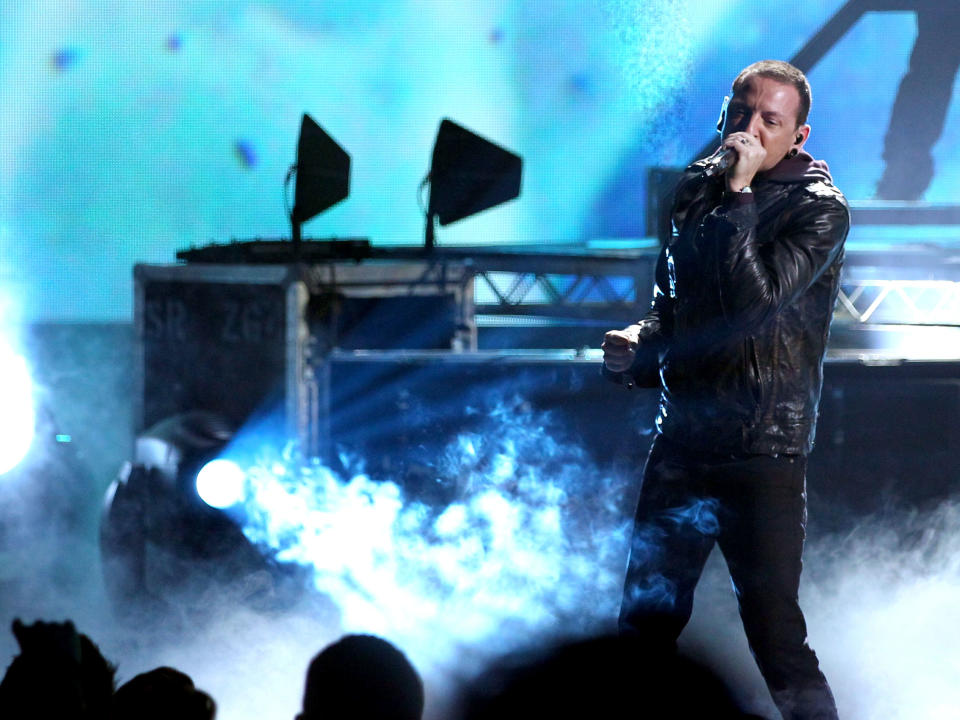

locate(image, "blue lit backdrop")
(1, 0), (957, 322)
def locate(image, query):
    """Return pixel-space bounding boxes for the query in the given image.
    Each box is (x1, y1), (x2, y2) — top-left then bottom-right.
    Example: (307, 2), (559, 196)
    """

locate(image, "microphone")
(701, 147), (736, 177)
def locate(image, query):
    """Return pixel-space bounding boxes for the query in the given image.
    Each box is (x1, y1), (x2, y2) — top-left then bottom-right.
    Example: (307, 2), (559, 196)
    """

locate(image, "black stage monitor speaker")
(292, 114), (350, 225)
(427, 119), (522, 227)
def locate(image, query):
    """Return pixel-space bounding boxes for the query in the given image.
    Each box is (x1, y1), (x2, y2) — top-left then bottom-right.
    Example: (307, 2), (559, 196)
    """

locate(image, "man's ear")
(716, 95), (730, 134)
(794, 124), (811, 148)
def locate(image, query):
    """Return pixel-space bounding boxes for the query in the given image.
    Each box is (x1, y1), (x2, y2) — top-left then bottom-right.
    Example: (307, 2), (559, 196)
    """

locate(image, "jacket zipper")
(747, 335), (764, 417)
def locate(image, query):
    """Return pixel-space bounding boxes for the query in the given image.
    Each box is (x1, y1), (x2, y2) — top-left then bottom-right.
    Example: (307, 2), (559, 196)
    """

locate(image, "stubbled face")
(722, 75), (807, 172)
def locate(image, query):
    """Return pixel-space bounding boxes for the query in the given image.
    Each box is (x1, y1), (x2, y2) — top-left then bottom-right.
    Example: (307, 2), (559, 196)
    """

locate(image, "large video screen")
(2, 0), (957, 321)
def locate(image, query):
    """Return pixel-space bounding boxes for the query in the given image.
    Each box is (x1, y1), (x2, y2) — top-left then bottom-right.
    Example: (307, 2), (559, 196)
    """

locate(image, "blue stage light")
(195, 458), (246, 509)
(0, 343), (35, 476)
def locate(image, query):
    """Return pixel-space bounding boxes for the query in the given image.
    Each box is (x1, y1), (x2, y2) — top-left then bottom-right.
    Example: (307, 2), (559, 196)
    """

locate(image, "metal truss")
(360, 247), (657, 322)
(836, 279), (960, 326)
(472, 273), (960, 328)
(472, 269), (642, 315)
(463, 253), (960, 330)
(391, 247), (960, 330)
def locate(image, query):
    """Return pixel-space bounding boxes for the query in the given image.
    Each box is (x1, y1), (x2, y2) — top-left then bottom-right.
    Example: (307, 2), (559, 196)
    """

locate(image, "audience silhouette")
(0, 619), (774, 719)
(297, 634), (424, 720)
(112, 665), (216, 720)
(0, 618), (115, 720)
(455, 633), (759, 720)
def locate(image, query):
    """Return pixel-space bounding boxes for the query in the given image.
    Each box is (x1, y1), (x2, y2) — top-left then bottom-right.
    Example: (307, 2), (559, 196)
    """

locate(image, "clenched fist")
(602, 327), (640, 373)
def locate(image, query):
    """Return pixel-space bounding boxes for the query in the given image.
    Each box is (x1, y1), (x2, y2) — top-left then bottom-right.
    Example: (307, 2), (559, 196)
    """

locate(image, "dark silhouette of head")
(0, 618), (116, 720)
(456, 633), (751, 720)
(112, 665), (216, 720)
(299, 634), (424, 720)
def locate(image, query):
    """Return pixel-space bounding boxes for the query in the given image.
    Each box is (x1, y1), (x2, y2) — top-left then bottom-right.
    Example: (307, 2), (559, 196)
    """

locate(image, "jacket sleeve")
(601, 247), (674, 387)
(703, 185), (849, 331)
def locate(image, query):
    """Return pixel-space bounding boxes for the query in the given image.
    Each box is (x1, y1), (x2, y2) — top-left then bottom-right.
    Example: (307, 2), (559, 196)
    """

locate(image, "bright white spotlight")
(195, 459), (246, 509)
(0, 344), (35, 476)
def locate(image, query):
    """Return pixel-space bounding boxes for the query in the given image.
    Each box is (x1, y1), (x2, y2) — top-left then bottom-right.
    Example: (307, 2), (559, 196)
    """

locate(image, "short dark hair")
(732, 60), (811, 127)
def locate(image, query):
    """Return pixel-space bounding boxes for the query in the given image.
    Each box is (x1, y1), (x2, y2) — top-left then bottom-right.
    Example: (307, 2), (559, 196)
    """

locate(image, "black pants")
(618, 435), (838, 720)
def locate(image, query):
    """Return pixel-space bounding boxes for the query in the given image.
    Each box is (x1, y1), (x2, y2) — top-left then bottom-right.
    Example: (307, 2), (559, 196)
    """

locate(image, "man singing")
(602, 60), (847, 720)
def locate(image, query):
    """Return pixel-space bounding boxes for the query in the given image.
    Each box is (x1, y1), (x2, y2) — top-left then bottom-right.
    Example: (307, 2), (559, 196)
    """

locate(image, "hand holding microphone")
(705, 132), (766, 192)
(702, 146), (737, 177)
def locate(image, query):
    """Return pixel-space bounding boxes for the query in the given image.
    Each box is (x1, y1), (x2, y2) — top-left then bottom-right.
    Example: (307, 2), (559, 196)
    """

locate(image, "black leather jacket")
(611, 152), (849, 456)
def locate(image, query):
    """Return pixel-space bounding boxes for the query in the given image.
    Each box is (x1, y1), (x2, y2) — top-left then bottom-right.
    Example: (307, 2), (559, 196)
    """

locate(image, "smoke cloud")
(3, 359), (960, 719)
(804, 502), (960, 719)
(235, 395), (634, 686)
